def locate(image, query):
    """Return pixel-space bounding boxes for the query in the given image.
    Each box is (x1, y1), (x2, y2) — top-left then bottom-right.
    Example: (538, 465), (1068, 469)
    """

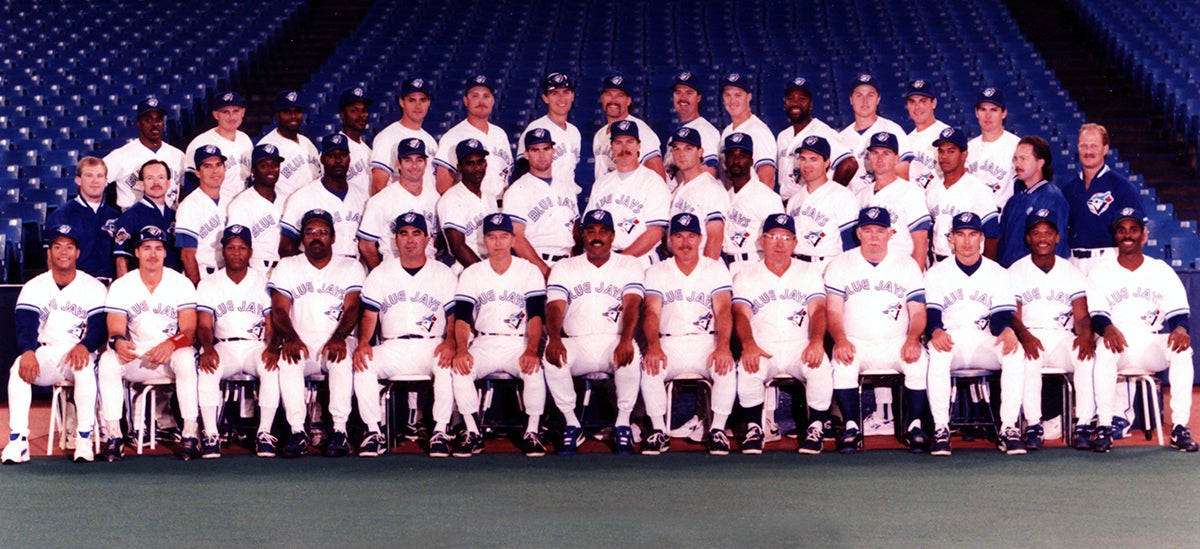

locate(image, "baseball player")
(640, 213), (736, 456)
(825, 207), (930, 454)
(862, 132), (932, 269)
(839, 73), (914, 192)
(504, 128), (579, 278)
(44, 157), (119, 283)
(718, 72), (776, 188)
(784, 136), (858, 268)
(96, 226), (199, 461)
(358, 138), (442, 269)
(268, 209), (365, 458)
(733, 214), (834, 455)
(1009, 210), (1096, 450)
(776, 77), (856, 201)
(544, 210), (645, 455)
(433, 75), (514, 197)
(925, 212), (1027, 456)
(996, 136), (1070, 267)
(1061, 123), (1141, 275)
(279, 134), (367, 260)
(723, 132), (785, 278)
(258, 90), (321, 202)
(449, 213), (548, 457)
(369, 77), (437, 195)
(184, 91), (253, 201)
(113, 160), (181, 277)
(517, 72), (582, 182)
(226, 144), (286, 274)
(103, 97), (185, 209)
(194, 225), (275, 458)
(584, 121), (670, 268)
(1087, 208), (1197, 452)
(3, 225), (106, 464)
(663, 71), (720, 190)
(966, 87), (1021, 210)
(904, 79), (950, 190)
(338, 87), (373, 196)
(352, 213), (457, 457)
(668, 126), (730, 260)
(176, 145), (230, 284)
(438, 139), (500, 267)
(924, 127), (1001, 263)
(592, 74), (666, 181)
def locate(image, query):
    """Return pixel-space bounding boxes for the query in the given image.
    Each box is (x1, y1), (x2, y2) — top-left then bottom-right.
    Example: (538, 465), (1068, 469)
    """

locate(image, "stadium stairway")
(1006, 0), (1200, 223)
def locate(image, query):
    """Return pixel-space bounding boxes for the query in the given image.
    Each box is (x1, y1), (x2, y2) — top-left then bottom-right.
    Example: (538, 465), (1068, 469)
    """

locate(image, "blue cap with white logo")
(483, 213), (514, 234)
(761, 213), (796, 235)
(857, 206), (891, 229)
(392, 212), (428, 235)
(669, 213), (702, 236)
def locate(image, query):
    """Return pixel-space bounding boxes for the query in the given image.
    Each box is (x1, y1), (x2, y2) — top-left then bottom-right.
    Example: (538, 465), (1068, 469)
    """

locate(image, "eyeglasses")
(762, 234), (796, 242)
(303, 228), (331, 237)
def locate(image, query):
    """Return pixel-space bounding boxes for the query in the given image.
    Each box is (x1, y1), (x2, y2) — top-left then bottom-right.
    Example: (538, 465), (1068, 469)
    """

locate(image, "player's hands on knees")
(18, 351), (39, 384)
(322, 336), (348, 363)
(832, 338), (855, 365)
(1102, 325), (1127, 353)
(996, 328), (1019, 355)
(351, 343), (373, 372)
(1168, 326), (1191, 353)
(613, 339), (635, 367)
(262, 348), (280, 372)
(901, 337), (923, 364)
(452, 350), (474, 375)
(143, 340), (175, 366)
(802, 340), (824, 369)
(739, 342), (770, 374)
(198, 349), (220, 374)
(929, 329), (954, 353)
(434, 340), (456, 368)
(545, 338), (568, 368)
(280, 338), (309, 365)
(114, 340), (139, 364)
(1073, 332), (1096, 361)
(519, 350), (542, 374)
(642, 345), (666, 376)
(1020, 332), (1044, 360)
(65, 344), (91, 372)
(709, 347), (735, 375)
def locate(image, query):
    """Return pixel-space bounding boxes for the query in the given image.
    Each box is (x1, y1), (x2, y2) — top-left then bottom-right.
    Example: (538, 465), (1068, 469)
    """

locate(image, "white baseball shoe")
(2, 434), (30, 464)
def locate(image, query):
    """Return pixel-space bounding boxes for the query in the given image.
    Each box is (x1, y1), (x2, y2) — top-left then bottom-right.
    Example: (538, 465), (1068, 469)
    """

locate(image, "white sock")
(712, 413), (729, 431)
(650, 415), (667, 432)
(526, 415), (540, 433)
(616, 410), (632, 426)
(463, 413), (479, 434)
(201, 406), (219, 435)
(182, 419), (199, 439)
(259, 407), (277, 433)
(561, 411), (580, 428)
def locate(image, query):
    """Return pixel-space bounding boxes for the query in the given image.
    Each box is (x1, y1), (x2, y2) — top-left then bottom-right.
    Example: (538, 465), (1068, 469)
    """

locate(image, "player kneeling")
(926, 213), (1026, 456)
(450, 214), (549, 457)
(544, 210), (645, 455)
(641, 213), (737, 456)
(3, 226), (106, 463)
(352, 213), (457, 457)
(733, 214), (833, 454)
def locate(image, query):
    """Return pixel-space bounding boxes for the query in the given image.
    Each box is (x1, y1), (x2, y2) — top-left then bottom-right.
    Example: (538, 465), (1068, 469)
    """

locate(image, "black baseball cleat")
(903, 426), (929, 454)
(279, 432), (309, 459)
(178, 437), (201, 461)
(1170, 425), (1198, 452)
(836, 427), (863, 454)
(1090, 425), (1113, 453)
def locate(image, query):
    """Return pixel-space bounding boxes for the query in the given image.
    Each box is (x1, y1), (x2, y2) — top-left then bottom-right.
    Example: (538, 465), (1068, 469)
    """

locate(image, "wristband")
(108, 335), (128, 351)
(169, 333), (193, 350)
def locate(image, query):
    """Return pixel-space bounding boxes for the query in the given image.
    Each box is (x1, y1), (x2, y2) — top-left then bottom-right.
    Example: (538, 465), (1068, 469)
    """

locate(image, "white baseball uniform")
(966, 131), (1021, 210)
(719, 115), (777, 181)
(862, 179), (932, 260)
(591, 115), (662, 181)
(777, 119), (854, 201)
(839, 117), (914, 194)
(504, 173), (579, 261)
(906, 120), (950, 189)
(664, 117), (721, 192)
(342, 131), (372, 196)
(103, 138), (186, 209)
(185, 128), (254, 201)
(225, 187), (284, 273)
(437, 183), (499, 262)
(433, 120), (514, 198)
(584, 165), (670, 267)
(279, 180), (368, 259)
(925, 257), (1024, 428)
(785, 180), (859, 263)
(355, 258), (457, 430)
(175, 190), (230, 277)
(268, 255), (365, 432)
(369, 121), (438, 188)
(257, 129), (322, 203)
(925, 172), (1001, 260)
(724, 180), (784, 276)
(520, 116), (583, 179)
(357, 182), (441, 261)
(670, 171), (731, 248)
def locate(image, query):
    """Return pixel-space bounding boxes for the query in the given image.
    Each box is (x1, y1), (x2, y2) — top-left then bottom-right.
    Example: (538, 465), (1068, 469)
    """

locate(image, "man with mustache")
(103, 97), (185, 209)
(591, 74), (666, 181)
(114, 160), (182, 276)
(663, 71), (719, 191)
(1060, 123), (1141, 276)
(433, 75), (514, 197)
(279, 134), (368, 260)
(584, 121), (670, 269)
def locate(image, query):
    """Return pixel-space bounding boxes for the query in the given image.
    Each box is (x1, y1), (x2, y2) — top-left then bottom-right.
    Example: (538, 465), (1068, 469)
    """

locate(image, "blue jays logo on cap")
(473, 75), (487, 85)
(726, 73), (741, 81)
(1036, 208), (1050, 217)
(983, 88), (997, 97)
(403, 213), (418, 224)
(468, 138), (480, 148)
(775, 214), (788, 224)
(550, 73), (566, 84)
(57, 224), (70, 234)
(676, 128), (691, 138)
(263, 144), (277, 154)
(146, 97), (158, 107)
(616, 121), (630, 131)
(592, 211), (606, 220)
(804, 136), (819, 146)
(312, 208), (327, 216)
(679, 214), (693, 226)
(793, 77), (806, 87)
(730, 133), (744, 143)
(222, 93), (234, 102)
(858, 73), (872, 82)
(491, 214), (504, 224)
(913, 79), (926, 88)
(609, 75), (623, 85)
(1120, 207), (1135, 216)
(352, 87), (364, 96)
(958, 213), (972, 222)
(221, 224), (252, 247)
(533, 129), (547, 139)
(286, 91), (298, 102)
(204, 145), (217, 154)
(941, 128), (954, 139)
(412, 79), (424, 88)
(678, 71), (693, 81)
(229, 225), (244, 234)
(874, 133), (889, 143)
(407, 139), (419, 148)
(867, 208), (881, 218)
(331, 135), (343, 144)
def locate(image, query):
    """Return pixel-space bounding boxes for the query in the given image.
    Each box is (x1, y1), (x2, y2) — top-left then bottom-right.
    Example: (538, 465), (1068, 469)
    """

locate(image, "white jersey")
(670, 171), (731, 243)
(724, 180), (784, 257)
(1086, 255), (1190, 335)
(437, 183), (499, 260)
(105, 269), (197, 350)
(966, 131), (1020, 210)
(369, 121), (438, 188)
(925, 257), (1017, 332)
(175, 190), (229, 272)
(592, 114), (662, 181)
(731, 260), (825, 343)
(644, 257), (732, 337)
(196, 268), (270, 341)
(103, 138), (186, 209)
(786, 180), (860, 259)
(863, 179), (931, 259)
(185, 128), (254, 201)
(584, 165), (670, 258)
(342, 131), (372, 196)
(906, 120), (950, 189)
(225, 187), (284, 268)
(824, 250), (925, 342)
(664, 117), (721, 192)
(503, 172), (579, 258)
(268, 255), (365, 346)
(455, 257), (545, 336)
(777, 118), (853, 201)
(256, 129), (321, 202)
(839, 116), (914, 191)
(1009, 256), (1087, 333)
(520, 115), (583, 179)
(719, 114), (778, 180)
(546, 253), (645, 337)
(280, 180), (368, 259)
(15, 270), (106, 346)
(357, 182), (441, 261)
(360, 258), (456, 339)
(433, 119), (514, 198)
(925, 172), (1001, 258)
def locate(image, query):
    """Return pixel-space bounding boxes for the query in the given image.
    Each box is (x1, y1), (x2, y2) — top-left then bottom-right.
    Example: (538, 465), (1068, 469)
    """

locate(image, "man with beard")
(226, 144), (287, 274)
(279, 134), (368, 260)
(776, 77), (855, 201)
(104, 97), (185, 208)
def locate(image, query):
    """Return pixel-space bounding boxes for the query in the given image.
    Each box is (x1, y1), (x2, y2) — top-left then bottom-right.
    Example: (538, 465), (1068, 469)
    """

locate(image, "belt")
(1071, 248), (1111, 259)
(478, 332), (522, 337)
(216, 337), (252, 343)
(795, 254), (829, 263)
(540, 252), (569, 262)
(384, 334), (439, 340)
(722, 252), (753, 263)
(659, 331), (715, 337)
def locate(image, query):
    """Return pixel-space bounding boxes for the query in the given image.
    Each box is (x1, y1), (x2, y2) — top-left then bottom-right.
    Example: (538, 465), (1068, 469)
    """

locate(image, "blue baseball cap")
(464, 74), (494, 95)
(301, 209), (335, 233)
(796, 135), (830, 159)
(784, 76), (811, 96)
(541, 72), (574, 93)
(274, 90), (302, 112)
(851, 73), (878, 92)
(932, 126), (969, 151)
(668, 126), (702, 148)
(455, 138), (489, 160)
(976, 87), (1006, 110)
(609, 120), (639, 140)
(1112, 206), (1147, 229)
(319, 133), (350, 155)
(137, 96), (166, 118)
(668, 213), (702, 236)
(397, 138), (428, 158)
(392, 212), (428, 235)
(221, 224), (253, 247)
(868, 132), (899, 153)
(483, 212), (514, 234)
(721, 72), (752, 93)
(761, 213), (796, 235)
(136, 225), (170, 246)
(723, 132), (753, 153)
(951, 211), (984, 233)
(339, 87), (372, 109)
(212, 91), (245, 110)
(194, 144), (226, 166)
(1025, 208), (1059, 233)
(524, 128), (555, 150)
(673, 71), (702, 93)
(904, 79), (936, 99)
(252, 143), (285, 165)
(44, 223), (79, 246)
(857, 206), (891, 229)
(581, 209), (614, 231)
(401, 77), (431, 99)
(601, 74), (632, 95)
